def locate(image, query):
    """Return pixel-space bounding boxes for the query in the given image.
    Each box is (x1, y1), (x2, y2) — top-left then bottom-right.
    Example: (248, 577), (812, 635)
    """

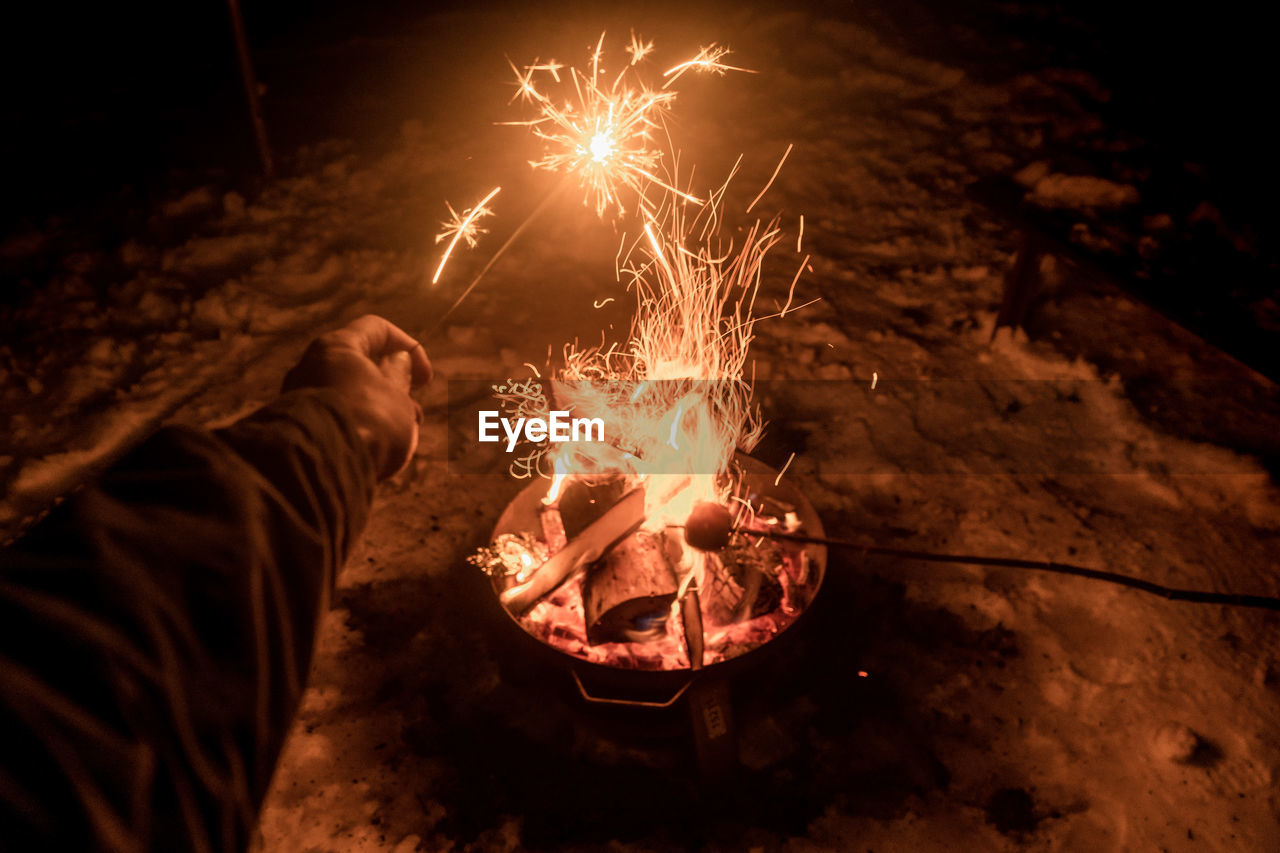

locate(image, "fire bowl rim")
(486, 454), (828, 681)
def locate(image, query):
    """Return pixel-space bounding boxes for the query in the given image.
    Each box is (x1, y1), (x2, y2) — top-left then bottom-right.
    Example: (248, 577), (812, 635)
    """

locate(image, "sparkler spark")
(661, 43), (755, 88)
(431, 186), (501, 285)
(746, 143), (792, 213)
(503, 34), (753, 218)
(625, 30), (653, 65)
(773, 451), (796, 486)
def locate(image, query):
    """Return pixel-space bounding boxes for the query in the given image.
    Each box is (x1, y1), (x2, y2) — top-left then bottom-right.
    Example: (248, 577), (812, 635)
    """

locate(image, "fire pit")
(480, 455), (826, 709)
(459, 104), (821, 732)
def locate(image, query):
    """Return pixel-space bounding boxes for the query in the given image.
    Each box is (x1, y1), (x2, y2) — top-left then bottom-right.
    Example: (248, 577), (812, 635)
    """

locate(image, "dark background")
(2, 1), (1275, 373)
(0, 1), (1274, 226)
(0, 0), (1274, 384)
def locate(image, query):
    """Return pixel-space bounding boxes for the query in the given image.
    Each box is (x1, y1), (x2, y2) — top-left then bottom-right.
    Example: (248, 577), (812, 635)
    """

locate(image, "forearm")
(0, 389), (377, 852)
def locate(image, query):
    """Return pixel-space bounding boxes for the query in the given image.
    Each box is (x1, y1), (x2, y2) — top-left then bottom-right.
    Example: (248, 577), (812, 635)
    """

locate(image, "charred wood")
(582, 530), (678, 645)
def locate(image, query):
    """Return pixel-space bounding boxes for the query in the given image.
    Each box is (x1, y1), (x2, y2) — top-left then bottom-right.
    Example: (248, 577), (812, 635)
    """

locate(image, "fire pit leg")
(688, 676), (736, 780)
(679, 581), (737, 778)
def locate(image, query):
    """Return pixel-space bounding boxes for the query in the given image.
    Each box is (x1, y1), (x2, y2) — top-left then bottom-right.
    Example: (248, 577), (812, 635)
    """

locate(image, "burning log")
(723, 538), (784, 621)
(582, 530), (679, 645)
(556, 478), (631, 540)
(482, 456), (828, 671)
(500, 488), (645, 616)
(539, 503), (567, 552)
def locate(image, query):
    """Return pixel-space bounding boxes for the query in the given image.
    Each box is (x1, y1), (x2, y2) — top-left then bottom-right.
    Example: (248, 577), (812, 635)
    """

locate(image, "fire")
(543, 455), (570, 505)
(502, 32), (751, 217)
(547, 192), (782, 518)
(473, 173), (816, 669)
(468, 30), (819, 672)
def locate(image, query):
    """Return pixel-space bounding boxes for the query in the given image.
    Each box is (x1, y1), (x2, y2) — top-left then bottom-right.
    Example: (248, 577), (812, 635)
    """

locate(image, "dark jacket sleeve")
(0, 389), (377, 853)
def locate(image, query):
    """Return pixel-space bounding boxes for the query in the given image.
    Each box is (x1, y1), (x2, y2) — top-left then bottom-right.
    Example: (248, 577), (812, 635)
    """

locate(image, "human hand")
(283, 315), (433, 480)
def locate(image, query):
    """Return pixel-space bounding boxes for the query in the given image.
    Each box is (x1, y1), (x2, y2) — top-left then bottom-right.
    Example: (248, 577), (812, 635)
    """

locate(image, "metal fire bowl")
(487, 455), (827, 708)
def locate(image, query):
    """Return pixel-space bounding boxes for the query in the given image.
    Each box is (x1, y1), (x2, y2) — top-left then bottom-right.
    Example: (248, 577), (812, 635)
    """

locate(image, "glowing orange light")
(661, 43), (755, 88)
(589, 130), (615, 163)
(502, 33), (750, 218)
(431, 186), (501, 285)
(477, 32), (821, 671)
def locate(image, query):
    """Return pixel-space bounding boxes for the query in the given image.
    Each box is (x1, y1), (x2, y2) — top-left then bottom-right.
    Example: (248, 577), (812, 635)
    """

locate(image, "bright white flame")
(501, 34), (751, 217)
(534, 176), (789, 528)
(589, 131), (615, 163)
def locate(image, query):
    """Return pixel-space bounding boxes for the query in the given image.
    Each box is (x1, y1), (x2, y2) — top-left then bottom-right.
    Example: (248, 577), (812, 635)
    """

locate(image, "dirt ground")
(3, 2), (1278, 851)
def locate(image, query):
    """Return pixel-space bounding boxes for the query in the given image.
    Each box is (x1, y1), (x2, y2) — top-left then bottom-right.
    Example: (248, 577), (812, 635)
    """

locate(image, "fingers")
(379, 350), (414, 393)
(340, 314), (432, 386)
(407, 342), (433, 386)
(341, 314), (419, 361)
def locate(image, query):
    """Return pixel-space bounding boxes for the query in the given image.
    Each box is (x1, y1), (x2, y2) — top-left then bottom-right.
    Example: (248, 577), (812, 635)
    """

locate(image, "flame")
(543, 182), (787, 532)
(543, 455), (570, 505)
(475, 32), (822, 670)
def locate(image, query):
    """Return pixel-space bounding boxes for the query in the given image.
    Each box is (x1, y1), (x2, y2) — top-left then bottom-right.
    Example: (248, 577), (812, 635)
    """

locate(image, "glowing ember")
(477, 471), (822, 670)
(431, 186), (501, 285)
(502, 33), (751, 217)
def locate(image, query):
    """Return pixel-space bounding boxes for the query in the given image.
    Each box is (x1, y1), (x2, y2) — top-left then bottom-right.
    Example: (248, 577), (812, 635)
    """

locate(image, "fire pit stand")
(485, 456), (827, 776)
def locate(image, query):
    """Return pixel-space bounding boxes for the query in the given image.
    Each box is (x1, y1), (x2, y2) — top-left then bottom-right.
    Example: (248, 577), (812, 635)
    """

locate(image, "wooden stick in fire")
(683, 501), (1280, 612)
(500, 487), (646, 616)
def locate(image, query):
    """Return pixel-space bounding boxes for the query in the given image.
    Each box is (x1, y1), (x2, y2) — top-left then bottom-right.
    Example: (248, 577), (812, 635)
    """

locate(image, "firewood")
(582, 530), (679, 645)
(499, 487), (645, 616)
(539, 504), (567, 552)
(556, 477), (630, 540)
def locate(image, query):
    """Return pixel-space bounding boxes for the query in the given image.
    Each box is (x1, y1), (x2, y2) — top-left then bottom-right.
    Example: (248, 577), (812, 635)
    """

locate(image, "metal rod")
(754, 529), (1280, 612)
(227, 0), (274, 177)
(424, 176), (570, 340)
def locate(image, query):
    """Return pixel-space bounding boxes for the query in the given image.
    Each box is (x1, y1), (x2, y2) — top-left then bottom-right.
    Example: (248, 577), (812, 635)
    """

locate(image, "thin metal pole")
(423, 176), (570, 340)
(227, 0), (274, 177)
(759, 529), (1280, 612)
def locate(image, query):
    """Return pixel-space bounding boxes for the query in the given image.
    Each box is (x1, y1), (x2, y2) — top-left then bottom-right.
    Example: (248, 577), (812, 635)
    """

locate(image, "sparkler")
(426, 34), (753, 331)
(423, 179), (569, 341)
(431, 186), (501, 285)
(503, 33), (752, 218)
(661, 43), (756, 88)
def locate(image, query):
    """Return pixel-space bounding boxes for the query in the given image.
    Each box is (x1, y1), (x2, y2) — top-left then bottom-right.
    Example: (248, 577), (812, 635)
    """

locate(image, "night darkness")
(2, 1), (1278, 851)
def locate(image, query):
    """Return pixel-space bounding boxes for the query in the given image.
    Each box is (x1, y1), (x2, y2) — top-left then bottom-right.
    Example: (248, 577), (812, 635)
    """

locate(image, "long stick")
(227, 0), (273, 177)
(500, 488), (645, 615)
(757, 529), (1280, 612)
(424, 177), (570, 340)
